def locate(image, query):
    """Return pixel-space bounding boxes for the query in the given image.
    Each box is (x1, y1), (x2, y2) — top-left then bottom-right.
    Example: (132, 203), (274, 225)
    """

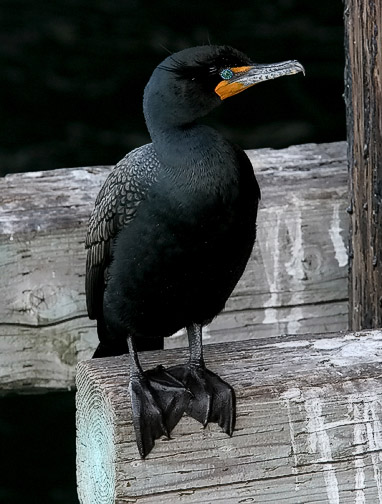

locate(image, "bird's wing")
(85, 144), (159, 319)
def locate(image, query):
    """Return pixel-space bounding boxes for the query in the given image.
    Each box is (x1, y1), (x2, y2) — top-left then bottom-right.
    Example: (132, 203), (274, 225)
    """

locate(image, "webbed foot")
(167, 364), (236, 435)
(130, 365), (190, 458)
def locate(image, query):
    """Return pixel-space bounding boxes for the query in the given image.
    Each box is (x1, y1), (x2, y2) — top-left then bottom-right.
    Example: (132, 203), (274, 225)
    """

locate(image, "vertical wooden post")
(344, 0), (382, 329)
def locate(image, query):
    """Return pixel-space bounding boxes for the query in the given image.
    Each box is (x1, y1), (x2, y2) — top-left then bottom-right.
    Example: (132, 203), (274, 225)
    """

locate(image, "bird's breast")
(107, 146), (258, 337)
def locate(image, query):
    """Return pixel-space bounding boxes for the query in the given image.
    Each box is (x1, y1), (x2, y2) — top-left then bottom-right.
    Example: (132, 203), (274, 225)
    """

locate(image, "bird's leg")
(127, 335), (167, 458)
(127, 335), (190, 458)
(167, 323), (236, 436)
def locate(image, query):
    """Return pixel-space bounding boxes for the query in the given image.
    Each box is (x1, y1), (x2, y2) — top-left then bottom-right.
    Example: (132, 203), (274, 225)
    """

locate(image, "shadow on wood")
(76, 329), (382, 503)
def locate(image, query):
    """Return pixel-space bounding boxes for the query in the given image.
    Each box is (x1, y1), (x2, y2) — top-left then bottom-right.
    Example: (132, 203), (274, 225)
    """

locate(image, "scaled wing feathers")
(85, 144), (159, 319)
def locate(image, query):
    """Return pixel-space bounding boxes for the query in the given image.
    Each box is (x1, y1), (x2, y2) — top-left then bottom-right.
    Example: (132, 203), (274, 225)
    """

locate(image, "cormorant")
(85, 45), (304, 458)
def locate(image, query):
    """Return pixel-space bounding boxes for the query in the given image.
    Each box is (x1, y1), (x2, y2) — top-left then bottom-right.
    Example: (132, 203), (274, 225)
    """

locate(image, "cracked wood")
(345, 0), (382, 329)
(76, 329), (382, 503)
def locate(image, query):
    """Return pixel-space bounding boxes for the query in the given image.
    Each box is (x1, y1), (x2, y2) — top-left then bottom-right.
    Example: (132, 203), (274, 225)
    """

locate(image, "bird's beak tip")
(292, 61), (305, 76)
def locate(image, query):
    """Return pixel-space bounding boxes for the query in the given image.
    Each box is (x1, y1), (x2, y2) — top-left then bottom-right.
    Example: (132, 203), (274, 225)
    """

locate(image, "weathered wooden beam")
(345, 0), (382, 329)
(76, 329), (382, 504)
(0, 142), (348, 393)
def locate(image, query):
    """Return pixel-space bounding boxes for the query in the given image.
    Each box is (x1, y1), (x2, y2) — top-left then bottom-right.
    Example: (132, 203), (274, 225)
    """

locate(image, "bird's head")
(143, 45), (304, 132)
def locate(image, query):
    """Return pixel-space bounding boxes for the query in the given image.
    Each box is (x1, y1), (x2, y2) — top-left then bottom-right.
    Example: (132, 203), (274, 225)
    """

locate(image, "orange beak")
(215, 60), (305, 100)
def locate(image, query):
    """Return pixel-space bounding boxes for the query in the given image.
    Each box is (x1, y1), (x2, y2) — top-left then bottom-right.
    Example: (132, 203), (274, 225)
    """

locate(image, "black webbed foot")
(167, 363), (236, 436)
(145, 365), (192, 433)
(130, 364), (191, 458)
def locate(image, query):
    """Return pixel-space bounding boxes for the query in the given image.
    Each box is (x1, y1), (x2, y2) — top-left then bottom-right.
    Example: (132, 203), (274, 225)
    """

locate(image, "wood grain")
(345, 0), (382, 329)
(76, 329), (382, 503)
(0, 142), (348, 392)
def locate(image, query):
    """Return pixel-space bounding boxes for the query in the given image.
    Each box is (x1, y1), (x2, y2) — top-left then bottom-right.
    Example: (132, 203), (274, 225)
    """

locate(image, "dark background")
(0, 1), (345, 502)
(0, 0), (345, 177)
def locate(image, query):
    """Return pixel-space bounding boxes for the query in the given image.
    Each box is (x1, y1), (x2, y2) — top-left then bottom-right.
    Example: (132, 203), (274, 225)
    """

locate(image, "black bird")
(85, 45), (304, 457)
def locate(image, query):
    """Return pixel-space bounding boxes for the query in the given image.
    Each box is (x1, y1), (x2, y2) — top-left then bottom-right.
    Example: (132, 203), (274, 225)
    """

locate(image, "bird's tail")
(93, 316), (164, 358)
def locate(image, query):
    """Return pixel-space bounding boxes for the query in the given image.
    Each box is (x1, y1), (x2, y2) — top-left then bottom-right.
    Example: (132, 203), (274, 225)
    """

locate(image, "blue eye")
(219, 68), (234, 80)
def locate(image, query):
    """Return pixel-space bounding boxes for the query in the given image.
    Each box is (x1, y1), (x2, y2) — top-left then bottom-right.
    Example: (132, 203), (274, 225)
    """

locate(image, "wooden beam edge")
(76, 329), (382, 503)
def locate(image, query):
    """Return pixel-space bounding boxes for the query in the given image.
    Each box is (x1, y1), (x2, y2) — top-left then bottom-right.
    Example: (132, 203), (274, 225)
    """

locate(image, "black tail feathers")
(93, 317), (164, 358)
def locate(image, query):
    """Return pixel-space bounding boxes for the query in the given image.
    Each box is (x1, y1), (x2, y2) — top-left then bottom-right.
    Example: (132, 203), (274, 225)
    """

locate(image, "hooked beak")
(215, 60), (305, 100)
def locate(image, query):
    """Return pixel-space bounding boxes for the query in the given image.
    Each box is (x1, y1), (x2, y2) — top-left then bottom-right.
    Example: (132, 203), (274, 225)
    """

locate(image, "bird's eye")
(219, 68), (234, 80)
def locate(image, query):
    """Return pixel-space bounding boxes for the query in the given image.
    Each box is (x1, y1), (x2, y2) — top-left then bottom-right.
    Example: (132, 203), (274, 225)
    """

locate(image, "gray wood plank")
(76, 329), (382, 503)
(0, 142), (348, 392)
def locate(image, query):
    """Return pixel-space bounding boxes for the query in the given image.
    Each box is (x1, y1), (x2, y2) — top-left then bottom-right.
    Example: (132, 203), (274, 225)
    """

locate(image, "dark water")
(0, 1), (345, 502)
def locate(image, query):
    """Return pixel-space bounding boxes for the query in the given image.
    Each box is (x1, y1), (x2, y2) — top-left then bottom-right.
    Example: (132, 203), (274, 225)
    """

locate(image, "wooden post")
(76, 330), (382, 503)
(344, 0), (382, 329)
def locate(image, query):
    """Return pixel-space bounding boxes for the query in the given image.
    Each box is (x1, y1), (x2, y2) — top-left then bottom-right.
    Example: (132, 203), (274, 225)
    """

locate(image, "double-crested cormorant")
(86, 45), (304, 457)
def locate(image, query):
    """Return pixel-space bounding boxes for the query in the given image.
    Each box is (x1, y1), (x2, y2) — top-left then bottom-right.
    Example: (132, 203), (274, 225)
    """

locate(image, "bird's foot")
(129, 365), (190, 458)
(166, 364), (236, 435)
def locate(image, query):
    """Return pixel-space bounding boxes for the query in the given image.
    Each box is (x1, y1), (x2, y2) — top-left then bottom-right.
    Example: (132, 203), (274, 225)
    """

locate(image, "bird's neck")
(147, 122), (240, 199)
(148, 122), (232, 171)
